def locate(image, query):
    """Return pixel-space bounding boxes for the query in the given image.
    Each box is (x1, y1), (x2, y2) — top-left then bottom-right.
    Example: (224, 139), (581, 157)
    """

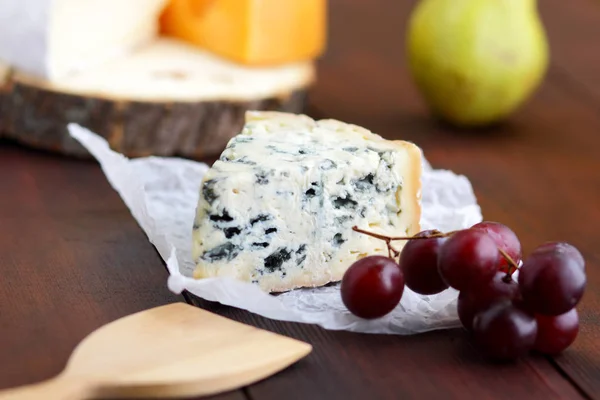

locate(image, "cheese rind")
(192, 112), (422, 292)
(0, 0), (167, 80)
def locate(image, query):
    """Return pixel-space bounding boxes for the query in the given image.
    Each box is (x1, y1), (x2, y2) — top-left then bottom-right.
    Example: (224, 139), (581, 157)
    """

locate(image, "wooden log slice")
(2, 80), (307, 159)
(0, 39), (313, 159)
(0, 61), (10, 137)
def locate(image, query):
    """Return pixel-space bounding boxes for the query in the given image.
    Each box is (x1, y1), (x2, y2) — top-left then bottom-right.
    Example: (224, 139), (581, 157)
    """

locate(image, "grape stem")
(352, 226), (450, 261)
(353, 225), (521, 281)
(351, 226), (455, 241)
(498, 248), (520, 280)
(389, 243), (400, 258)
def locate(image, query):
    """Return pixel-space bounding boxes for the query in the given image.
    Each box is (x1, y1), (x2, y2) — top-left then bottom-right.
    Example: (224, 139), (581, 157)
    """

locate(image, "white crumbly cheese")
(12, 38), (315, 102)
(192, 112), (422, 293)
(0, 0), (167, 80)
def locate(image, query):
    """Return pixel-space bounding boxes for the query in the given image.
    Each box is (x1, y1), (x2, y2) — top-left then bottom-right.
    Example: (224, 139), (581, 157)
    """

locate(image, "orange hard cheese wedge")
(159, 0), (326, 65)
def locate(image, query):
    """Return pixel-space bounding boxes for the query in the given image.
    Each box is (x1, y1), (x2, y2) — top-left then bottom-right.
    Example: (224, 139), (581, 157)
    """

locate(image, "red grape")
(519, 243), (586, 316)
(535, 242), (585, 271)
(458, 271), (519, 330)
(437, 229), (499, 291)
(534, 309), (579, 355)
(341, 256), (404, 319)
(472, 300), (538, 361)
(399, 230), (448, 295)
(472, 221), (522, 272)
(512, 294), (536, 316)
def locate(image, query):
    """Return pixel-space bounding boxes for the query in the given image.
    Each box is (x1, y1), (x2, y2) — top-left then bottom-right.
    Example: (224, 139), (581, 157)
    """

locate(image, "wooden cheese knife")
(0, 302), (312, 399)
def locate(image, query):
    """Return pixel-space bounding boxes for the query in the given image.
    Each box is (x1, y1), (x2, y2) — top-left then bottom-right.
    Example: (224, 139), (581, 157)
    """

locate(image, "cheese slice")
(192, 112), (422, 292)
(11, 38), (314, 102)
(159, 0), (326, 65)
(0, 0), (168, 80)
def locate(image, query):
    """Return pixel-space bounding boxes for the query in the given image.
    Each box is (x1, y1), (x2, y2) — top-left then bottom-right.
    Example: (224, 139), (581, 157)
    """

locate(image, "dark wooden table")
(2, 0), (600, 398)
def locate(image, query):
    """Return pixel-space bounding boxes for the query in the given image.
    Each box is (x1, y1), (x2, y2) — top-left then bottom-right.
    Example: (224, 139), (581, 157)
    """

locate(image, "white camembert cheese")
(0, 0), (167, 80)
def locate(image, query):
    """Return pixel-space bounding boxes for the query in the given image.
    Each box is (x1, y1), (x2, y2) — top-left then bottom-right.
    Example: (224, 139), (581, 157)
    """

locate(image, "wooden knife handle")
(0, 374), (92, 400)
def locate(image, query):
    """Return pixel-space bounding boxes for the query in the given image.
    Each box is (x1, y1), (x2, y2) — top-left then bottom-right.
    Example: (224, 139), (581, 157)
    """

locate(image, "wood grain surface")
(1, 0), (599, 399)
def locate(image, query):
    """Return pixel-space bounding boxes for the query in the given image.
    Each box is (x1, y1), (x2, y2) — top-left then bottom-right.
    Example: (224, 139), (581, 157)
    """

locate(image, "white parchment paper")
(68, 123), (483, 334)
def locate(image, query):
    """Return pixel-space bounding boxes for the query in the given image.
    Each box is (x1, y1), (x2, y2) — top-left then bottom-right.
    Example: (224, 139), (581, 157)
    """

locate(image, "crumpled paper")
(68, 123), (482, 334)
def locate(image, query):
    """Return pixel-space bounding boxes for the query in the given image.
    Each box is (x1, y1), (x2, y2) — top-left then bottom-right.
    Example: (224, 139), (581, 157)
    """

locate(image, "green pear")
(406, 0), (549, 127)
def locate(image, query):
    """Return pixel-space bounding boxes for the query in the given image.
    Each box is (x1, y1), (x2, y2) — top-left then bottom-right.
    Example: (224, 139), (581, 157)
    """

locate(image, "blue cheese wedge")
(192, 111), (422, 292)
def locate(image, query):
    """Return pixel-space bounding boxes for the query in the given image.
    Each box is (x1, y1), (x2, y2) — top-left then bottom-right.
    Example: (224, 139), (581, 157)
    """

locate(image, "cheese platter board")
(0, 0), (324, 158)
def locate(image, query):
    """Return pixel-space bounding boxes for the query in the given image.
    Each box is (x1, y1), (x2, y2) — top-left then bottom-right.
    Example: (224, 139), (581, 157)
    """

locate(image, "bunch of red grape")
(341, 222), (586, 361)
